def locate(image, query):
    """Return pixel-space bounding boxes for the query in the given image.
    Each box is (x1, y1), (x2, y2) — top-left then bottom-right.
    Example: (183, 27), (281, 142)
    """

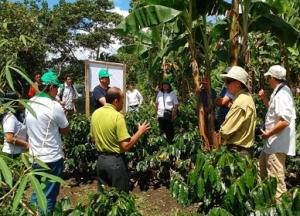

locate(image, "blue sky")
(46, 0), (129, 10)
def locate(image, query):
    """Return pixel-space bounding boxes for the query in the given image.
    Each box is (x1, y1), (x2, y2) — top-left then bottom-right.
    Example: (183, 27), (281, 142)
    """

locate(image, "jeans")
(31, 158), (64, 213)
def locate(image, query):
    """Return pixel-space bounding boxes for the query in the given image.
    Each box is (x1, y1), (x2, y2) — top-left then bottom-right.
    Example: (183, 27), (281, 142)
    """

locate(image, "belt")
(227, 144), (253, 152)
(98, 151), (123, 157)
(129, 104), (139, 108)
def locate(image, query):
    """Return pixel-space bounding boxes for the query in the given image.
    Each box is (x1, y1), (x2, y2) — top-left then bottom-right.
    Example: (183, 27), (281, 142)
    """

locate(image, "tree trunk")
(229, 0), (239, 66)
(191, 58), (210, 150)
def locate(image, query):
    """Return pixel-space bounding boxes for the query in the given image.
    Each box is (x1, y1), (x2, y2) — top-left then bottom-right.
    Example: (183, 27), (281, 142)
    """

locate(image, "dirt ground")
(57, 177), (199, 216)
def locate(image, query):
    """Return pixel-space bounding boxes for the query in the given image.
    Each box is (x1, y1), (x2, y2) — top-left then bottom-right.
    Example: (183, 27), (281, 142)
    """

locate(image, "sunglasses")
(224, 78), (236, 85)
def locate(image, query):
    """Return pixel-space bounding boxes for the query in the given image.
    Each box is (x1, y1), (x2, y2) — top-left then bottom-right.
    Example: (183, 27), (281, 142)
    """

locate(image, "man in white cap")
(219, 66), (256, 155)
(258, 65), (296, 200)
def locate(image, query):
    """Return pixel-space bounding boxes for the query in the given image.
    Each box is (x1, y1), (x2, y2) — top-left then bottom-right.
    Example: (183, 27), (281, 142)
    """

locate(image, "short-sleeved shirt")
(2, 112), (27, 155)
(26, 93), (68, 163)
(220, 89), (256, 148)
(91, 104), (130, 154)
(156, 91), (179, 118)
(263, 84), (296, 156)
(92, 85), (108, 109)
(56, 84), (79, 110)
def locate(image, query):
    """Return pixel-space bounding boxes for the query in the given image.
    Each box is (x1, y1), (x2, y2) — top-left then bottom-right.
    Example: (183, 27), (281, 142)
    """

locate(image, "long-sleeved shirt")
(220, 89), (256, 148)
(126, 89), (143, 109)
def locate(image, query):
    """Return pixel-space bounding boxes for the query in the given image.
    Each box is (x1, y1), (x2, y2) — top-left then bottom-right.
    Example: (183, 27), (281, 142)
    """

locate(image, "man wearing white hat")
(219, 66), (256, 155)
(258, 65), (296, 200)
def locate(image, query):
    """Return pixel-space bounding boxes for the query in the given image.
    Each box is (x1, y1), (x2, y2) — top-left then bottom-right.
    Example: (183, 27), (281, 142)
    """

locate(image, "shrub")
(62, 114), (96, 176)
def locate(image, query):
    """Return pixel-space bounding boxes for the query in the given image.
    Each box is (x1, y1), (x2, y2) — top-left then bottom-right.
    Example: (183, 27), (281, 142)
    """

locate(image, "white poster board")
(85, 60), (126, 116)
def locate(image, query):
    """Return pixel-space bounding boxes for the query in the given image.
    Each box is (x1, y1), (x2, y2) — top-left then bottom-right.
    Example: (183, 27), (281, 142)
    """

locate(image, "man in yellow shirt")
(219, 66), (256, 155)
(91, 87), (150, 193)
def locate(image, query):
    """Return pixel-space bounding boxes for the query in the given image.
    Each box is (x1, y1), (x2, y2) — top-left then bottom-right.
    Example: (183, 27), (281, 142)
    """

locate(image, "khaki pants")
(258, 152), (287, 200)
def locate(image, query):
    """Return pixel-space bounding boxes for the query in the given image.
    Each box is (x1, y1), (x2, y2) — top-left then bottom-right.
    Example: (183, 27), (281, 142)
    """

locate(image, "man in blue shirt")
(92, 69), (111, 109)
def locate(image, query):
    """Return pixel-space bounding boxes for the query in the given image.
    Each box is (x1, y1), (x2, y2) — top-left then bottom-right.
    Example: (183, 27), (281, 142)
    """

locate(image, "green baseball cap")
(98, 69), (111, 78)
(41, 70), (62, 87)
(162, 78), (171, 84)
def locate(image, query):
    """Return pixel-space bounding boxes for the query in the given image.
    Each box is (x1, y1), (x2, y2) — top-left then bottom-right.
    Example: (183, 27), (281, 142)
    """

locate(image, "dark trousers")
(158, 117), (174, 144)
(96, 154), (129, 193)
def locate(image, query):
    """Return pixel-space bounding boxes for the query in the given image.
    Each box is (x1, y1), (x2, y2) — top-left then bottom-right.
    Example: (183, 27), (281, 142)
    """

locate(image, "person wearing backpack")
(56, 74), (79, 116)
(258, 65), (296, 201)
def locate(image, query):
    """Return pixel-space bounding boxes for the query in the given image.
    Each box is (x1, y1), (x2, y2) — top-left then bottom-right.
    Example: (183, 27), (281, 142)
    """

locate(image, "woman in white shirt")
(155, 79), (179, 144)
(2, 92), (28, 158)
(126, 82), (143, 112)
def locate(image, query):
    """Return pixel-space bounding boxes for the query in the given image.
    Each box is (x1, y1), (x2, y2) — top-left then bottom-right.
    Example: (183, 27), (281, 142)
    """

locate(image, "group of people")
(91, 65), (296, 203)
(1, 63), (296, 213)
(218, 65), (296, 201)
(2, 70), (79, 213)
(27, 71), (79, 116)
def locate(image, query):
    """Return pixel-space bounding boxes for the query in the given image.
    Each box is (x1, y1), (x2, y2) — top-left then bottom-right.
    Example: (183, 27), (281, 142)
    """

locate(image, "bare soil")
(57, 177), (199, 216)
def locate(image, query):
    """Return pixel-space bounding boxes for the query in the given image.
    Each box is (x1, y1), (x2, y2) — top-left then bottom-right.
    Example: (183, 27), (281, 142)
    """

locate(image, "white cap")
(264, 65), (286, 80)
(220, 66), (248, 87)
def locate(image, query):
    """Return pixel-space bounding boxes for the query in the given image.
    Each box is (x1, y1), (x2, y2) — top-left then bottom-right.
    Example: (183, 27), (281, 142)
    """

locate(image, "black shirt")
(92, 85), (109, 109)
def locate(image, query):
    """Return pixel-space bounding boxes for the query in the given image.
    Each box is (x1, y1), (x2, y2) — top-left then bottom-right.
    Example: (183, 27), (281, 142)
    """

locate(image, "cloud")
(109, 6), (129, 17)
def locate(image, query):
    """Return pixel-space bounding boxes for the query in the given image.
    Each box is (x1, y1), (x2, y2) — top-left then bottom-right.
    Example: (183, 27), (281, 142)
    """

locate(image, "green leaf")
(31, 172), (64, 184)
(12, 175), (29, 212)
(116, 5), (181, 33)
(196, 178), (205, 200)
(0, 157), (13, 187)
(8, 65), (34, 86)
(292, 190), (300, 213)
(31, 175), (47, 214)
(4, 61), (14, 91)
(21, 153), (31, 168)
(207, 207), (233, 216)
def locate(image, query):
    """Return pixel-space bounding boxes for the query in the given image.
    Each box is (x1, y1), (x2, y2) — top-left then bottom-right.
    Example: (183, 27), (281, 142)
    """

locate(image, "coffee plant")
(125, 97), (202, 189)
(169, 148), (300, 215)
(53, 188), (141, 216)
(62, 114), (97, 176)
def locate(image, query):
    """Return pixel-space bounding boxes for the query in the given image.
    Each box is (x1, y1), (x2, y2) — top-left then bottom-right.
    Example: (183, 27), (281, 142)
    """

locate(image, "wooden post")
(85, 60), (91, 117)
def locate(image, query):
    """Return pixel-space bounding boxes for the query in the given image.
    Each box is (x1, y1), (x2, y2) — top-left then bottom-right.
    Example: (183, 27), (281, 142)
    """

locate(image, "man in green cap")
(25, 70), (69, 213)
(92, 68), (111, 109)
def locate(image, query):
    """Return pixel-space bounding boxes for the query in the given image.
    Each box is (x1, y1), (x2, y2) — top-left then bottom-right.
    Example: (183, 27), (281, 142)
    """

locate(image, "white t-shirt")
(155, 91), (179, 118)
(263, 84), (296, 156)
(2, 113), (27, 155)
(126, 89), (143, 108)
(56, 84), (79, 110)
(26, 95), (68, 163)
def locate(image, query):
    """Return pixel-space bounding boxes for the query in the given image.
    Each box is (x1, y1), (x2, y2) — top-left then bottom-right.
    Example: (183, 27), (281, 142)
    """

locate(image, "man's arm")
(261, 118), (289, 139)
(216, 95), (232, 108)
(258, 89), (269, 108)
(98, 97), (106, 106)
(219, 107), (246, 140)
(59, 127), (70, 135)
(5, 133), (29, 149)
(119, 121), (150, 152)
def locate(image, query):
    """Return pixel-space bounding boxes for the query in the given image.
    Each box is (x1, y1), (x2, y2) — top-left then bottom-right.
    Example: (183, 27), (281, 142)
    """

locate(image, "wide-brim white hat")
(220, 66), (248, 87)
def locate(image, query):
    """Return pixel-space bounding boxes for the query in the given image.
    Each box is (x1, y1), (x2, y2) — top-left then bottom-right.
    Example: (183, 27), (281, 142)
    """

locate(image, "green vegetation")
(0, 0), (300, 215)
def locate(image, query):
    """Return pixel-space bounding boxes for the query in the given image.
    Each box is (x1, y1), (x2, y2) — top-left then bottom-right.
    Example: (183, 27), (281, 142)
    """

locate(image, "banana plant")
(117, 0), (230, 150)
(228, 0), (300, 90)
